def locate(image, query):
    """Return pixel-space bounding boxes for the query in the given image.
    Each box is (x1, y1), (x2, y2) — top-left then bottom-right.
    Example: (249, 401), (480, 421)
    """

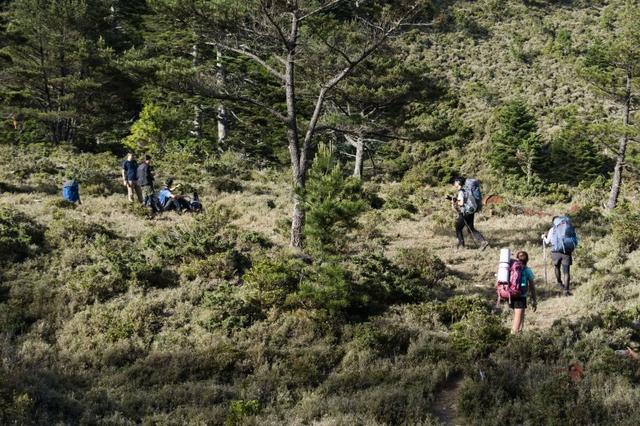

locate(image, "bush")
(612, 209), (640, 253)
(202, 282), (262, 333)
(46, 216), (117, 246)
(395, 247), (447, 285)
(144, 206), (237, 263)
(293, 262), (351, 315)
(65, 235), (176, 305)
(225, 400), (261, 426)
(0, 208), (45, 264)
(241, 254), (305, 311)
(451, 311), (508, 361)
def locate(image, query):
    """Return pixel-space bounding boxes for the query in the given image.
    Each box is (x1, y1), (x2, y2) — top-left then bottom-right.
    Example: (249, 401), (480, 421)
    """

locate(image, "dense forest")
(1, 0), (639, 424)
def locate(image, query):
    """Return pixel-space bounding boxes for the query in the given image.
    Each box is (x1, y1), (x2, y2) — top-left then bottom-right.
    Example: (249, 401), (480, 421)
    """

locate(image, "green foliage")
(122, 103), (166, 154)
(144, 205), (237, 262)
(451, 311), (509, 361)
(294, 262), (351, 315)
(435, 295), (492, 326)
(546, 112), (609, 185)
(242, 254), (305, 311)
(305, 144), (368, 255)
(0, 208), (44, 264)
(459, 307), (640, 425)
(226, 399), (261, 426)
(489, 100), (543, 186)
(395, 247), (447, 285)
(612, 208), (640, 253)
(66, 234), (175, 305)
(0, 0), (138, 144)
(202, 282), (261, 333)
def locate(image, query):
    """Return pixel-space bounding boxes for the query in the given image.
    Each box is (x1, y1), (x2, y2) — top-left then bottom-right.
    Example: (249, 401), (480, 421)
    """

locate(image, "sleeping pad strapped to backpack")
(496, 258), (524, 304)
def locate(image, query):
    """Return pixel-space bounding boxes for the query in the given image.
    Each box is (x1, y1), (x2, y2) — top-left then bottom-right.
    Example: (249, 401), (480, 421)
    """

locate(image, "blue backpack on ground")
(552, 216), (578, 253)
(463, 178), (483, 214)
(62, 180), (80, 203)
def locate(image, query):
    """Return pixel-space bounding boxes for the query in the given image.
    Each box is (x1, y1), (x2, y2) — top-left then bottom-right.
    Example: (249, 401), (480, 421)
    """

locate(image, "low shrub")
(451, 311), (509, 361)
(202, 282), (262, 333)
(293, 262), (351, 315)
(0, 208), (45, 264)
(241, 254), (305, 311)
(143, 206), (238, 263)
(612, 208), (640, 254)
(180, 250), (249, 281)
(395, 247), (448, 285)
(226, 399), (261, 426)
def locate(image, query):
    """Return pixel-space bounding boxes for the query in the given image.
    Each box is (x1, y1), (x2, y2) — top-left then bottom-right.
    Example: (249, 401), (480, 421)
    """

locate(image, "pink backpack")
(496, 259), (523, 304)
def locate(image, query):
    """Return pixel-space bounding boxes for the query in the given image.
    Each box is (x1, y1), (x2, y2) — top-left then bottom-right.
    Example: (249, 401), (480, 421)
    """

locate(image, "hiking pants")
(126, 181), (143, 203)
(141, 185), (155, 210)
(552, 252), (572, 291)
(455, 212), (486, 247)
(163, 198), (190, 212)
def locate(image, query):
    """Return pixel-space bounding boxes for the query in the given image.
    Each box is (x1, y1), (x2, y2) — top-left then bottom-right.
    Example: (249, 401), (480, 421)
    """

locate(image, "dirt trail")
(386, 211), (582, 424)
(385, 212), (581, 330)
(432, 375), (464, 426)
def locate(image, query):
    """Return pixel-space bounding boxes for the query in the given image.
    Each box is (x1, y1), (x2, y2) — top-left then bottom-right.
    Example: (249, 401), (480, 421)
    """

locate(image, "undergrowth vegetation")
(1, 0), (640, 424)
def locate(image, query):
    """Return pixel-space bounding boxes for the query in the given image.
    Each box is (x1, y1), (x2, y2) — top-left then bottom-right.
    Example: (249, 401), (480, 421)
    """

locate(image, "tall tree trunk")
(216, 49), (227, 144)
(346, 135), (364, 179)
(191, 42), (203, 138)
(607, 70), (632, 210)
(285, 17), (304, 249)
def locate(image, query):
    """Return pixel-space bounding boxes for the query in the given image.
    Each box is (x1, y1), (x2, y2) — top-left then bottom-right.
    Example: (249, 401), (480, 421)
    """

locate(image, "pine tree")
(152, 0), (433, 248)
(0, 0), (138, 145)
(581, 0), (640, 210)
(304, 144), (367, 256)
(489, 100), (542, 185)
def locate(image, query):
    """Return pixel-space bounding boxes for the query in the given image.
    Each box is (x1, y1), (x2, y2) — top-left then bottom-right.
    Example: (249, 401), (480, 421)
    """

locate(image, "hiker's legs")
(163, 199), (178, 212)
(142, 185), (154, 208)
(464, 213), (487, 244)
(455, 214), (465, 247)
(133, 183), (143, 204)
(562, 264), (571, 291)
(126, 182), (134, 202)
(512, 308), (525, 333)
(554, 263), (562, 285)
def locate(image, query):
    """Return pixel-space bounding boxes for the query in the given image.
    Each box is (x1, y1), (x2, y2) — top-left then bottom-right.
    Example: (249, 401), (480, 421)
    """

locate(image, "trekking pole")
(543, 239), (548, 288)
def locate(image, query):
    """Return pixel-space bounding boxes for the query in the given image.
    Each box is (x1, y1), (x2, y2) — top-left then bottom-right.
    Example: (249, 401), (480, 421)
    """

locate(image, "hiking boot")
(564, 290), (573, 297)
(456, 242), (465, 250)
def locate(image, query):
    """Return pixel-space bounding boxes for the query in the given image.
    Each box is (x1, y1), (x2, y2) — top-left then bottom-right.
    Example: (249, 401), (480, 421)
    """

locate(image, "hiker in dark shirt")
(137, 155), (156, 210)
(122, 152), (143, 203)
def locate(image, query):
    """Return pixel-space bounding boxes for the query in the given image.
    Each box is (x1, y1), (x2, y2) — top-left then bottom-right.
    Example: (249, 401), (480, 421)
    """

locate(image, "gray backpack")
(463, 179), (482, 214)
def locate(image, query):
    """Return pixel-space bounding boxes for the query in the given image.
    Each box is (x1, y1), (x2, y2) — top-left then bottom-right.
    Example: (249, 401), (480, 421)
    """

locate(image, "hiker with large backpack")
(496, 249), (537, 333)
(62, 176), (81, 205)
(542, 215), (578, 296)
(451, 177), (488, 250)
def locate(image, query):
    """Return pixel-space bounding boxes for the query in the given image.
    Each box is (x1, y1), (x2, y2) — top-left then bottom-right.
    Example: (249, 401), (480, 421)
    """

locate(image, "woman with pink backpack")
(497, 250), (538, 333)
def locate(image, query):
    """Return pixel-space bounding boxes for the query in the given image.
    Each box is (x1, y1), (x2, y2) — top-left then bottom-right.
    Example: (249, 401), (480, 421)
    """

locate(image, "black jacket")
(137, 163), (154, 186)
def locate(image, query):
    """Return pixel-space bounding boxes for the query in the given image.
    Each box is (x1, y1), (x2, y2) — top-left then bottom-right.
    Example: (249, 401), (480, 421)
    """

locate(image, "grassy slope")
(1, 1), (639, 425)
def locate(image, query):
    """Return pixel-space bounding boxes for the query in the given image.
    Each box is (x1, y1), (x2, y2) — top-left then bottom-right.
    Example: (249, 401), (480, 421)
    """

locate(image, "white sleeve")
(543, 228), (553, 244)
(457, 190), (464, 203)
